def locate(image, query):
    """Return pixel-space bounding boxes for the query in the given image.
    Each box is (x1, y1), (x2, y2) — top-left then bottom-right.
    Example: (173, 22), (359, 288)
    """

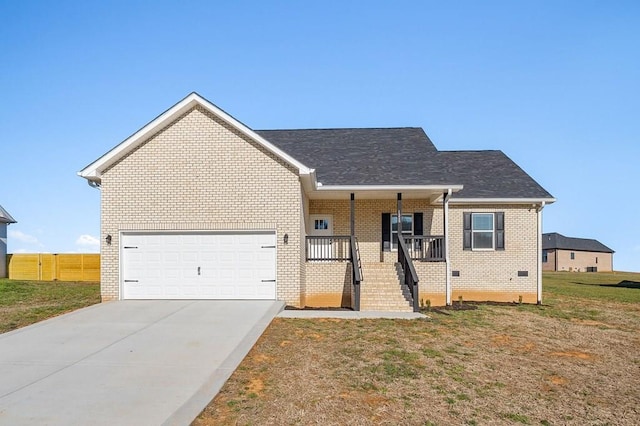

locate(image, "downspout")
(443, 189), (452, 306)
(536, 201), (546, 305)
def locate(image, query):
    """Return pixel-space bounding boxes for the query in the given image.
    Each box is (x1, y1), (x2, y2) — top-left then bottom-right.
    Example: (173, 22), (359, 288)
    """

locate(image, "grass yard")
(195, 271), (640, 425)
(0, 279), (101, 333)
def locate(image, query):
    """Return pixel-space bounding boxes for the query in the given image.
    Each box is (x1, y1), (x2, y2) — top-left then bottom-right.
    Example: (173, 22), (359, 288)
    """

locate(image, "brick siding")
(552, 249), (612, 272)
(100, 106), (304, 305)
(99, 108), (542, 307)
(307, 200), (539, 305)
(449, 205), (538, 303)
(305, 262), (352, 308)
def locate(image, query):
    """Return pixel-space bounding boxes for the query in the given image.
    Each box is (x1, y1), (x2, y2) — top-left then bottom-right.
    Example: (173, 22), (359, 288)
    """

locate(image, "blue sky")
(1, 1), (638, 271)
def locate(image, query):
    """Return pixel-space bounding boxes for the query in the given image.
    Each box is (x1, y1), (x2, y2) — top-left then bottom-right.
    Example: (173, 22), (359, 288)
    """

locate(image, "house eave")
(0, 205), (16, 224)
(305, 184), (463, 200)
(546, 247), (614, 254)
(449, 197), (556, 205)
(78, 92), (312, 182)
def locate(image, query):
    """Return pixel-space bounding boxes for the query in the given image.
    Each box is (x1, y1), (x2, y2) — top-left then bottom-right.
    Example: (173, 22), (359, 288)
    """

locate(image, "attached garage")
(121, 231), (277, 300)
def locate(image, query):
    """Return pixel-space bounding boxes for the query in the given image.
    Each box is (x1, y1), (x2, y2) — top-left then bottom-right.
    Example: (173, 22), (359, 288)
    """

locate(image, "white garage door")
(121, 232), (276, 300)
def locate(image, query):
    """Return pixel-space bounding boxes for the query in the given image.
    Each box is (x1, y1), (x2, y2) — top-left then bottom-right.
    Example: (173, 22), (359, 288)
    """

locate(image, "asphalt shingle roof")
(542, 232), (614, 253)
(256, 128), (553, 199)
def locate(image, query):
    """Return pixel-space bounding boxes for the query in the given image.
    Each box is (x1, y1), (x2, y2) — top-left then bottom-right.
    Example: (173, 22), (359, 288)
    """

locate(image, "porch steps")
(360, 262), (413, 312)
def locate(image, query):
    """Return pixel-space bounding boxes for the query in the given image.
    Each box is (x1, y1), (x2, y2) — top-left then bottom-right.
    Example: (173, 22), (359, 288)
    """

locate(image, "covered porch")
(302, 186), (460, 311)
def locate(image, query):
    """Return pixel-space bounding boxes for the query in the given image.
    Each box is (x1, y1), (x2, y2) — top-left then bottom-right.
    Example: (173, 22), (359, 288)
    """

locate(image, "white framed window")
(314, 219), (329, 230)
(463, 212), (504, 251)
(391, 214), (413, 250)
(472, 213), (494, 250)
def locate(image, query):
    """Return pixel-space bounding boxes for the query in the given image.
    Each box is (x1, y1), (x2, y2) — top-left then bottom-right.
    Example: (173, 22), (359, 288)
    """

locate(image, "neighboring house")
(79, 93), (555, 311)
(542, 232), (614, 272)
(0, 204), (17, 278)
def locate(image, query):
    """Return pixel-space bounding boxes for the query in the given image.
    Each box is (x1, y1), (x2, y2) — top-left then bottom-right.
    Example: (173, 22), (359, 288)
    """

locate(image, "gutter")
(448, 197), (556, 205)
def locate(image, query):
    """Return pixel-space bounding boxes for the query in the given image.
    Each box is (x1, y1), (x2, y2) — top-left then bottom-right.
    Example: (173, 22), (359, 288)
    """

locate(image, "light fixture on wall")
(284, 233), (289, 244)
(106, 234), (112, 245)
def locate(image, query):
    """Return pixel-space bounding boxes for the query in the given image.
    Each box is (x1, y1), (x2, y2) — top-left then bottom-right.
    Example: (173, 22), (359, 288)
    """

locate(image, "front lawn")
(195, 271), (640, 425)
(0, 279), (100, 334)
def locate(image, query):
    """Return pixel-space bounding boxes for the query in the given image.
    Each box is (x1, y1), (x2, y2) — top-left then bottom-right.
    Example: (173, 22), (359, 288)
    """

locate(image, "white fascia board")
(78, 93), (312, 181)
(78, 94), (200, 179)
(449, 197), (556, 205)
(299, 170), (317, 193)
(316, 184), (464, 192)
(0, 205), (17, 223)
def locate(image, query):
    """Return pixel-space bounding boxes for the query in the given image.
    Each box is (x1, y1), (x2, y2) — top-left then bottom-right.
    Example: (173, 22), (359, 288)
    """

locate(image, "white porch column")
(444, 189), (452, 306)
(537, 202), (546, 304)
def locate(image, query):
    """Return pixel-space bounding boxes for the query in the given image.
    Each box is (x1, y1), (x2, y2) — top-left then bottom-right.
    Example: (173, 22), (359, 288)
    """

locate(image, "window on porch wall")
(391, 214), (413, 250)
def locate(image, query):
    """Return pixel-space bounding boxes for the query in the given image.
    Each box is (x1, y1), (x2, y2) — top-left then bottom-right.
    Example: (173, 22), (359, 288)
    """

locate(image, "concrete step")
(360, 304), (413, 313)
(358, 262), (413, 312)
(361, 293), (412, 302)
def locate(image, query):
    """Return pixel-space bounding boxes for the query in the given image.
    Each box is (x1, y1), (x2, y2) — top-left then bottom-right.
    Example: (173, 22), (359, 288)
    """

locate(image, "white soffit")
(306, 185), (463, 200)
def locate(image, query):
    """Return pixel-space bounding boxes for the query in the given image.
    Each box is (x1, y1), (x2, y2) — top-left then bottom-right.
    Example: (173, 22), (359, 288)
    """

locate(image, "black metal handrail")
(402, 235), (445, 261)
(305, 236), (351, 261)
(350, 235), (362, 311)
(398, 235), (420, 312)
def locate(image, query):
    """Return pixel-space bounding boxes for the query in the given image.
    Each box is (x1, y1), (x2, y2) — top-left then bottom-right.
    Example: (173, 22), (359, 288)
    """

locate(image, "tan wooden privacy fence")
(7, 254), (100, 281)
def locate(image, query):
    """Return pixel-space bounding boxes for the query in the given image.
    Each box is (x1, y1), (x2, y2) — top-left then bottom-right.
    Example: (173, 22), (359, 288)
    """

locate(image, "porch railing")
(402, 235), (445, 262)
(305, 236), (351, 261)
(398, 235), (420, 312)
(306, 235), (363, 311)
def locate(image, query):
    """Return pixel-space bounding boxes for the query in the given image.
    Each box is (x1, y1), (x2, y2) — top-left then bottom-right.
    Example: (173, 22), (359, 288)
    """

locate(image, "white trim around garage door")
(119, 230), (277, 300)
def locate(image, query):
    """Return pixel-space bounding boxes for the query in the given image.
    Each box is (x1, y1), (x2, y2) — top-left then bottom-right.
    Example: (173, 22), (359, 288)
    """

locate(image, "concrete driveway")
(0, 300), (283, 425)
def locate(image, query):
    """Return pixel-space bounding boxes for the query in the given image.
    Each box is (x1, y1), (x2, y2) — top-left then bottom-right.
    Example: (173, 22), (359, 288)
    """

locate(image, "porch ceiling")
(305, 185), (463, 201)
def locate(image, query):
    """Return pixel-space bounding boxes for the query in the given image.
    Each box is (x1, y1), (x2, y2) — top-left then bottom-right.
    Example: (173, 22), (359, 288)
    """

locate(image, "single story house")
(542, 232), (613, 272)
(0, 204), (16, 278)
(79, 93), (555, 311)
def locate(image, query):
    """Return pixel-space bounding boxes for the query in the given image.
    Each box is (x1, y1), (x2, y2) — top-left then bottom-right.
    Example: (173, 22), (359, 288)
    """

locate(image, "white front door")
(308, 215), (333, 260)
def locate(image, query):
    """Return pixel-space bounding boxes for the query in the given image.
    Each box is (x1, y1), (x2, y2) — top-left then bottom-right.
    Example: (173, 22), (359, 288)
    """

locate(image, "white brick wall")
(98, 107), (540, 307)
(308, 200), (539, 305)
(305, 262), (352, 308)
(100, 106), (304, 306)
(449, 205), (538, 303)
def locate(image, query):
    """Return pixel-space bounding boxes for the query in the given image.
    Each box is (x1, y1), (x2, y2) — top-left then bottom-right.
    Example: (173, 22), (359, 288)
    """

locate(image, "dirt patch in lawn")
(550, 350), (595, 360)
(194, 299), (640, 426)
